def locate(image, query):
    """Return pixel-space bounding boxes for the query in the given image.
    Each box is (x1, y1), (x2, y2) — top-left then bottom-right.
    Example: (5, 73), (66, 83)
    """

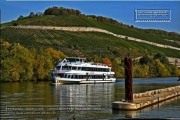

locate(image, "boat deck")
(80, 80), (116, 84)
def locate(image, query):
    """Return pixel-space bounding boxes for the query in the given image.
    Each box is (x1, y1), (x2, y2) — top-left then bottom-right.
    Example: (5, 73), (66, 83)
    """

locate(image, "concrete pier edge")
(113, 85), (180, 110)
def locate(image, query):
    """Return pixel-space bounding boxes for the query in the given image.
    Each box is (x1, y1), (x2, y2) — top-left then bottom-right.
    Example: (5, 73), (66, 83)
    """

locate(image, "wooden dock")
(113, 85), (180, 110)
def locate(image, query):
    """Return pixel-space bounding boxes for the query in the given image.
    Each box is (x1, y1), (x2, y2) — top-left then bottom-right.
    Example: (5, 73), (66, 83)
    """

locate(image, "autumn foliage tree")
(154, 59), (170, 77)
(0, 40), (66, 82)
(1, 42), (34, 81)
(44, 47), (66, 65)
(102, 57), (112, 66)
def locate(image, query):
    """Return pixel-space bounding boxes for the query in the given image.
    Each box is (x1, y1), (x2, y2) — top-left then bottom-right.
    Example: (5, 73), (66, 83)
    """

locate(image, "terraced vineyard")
(1, 5), (180, 58)
(1, 27), (180, 58)
(3, 15), (180, 44)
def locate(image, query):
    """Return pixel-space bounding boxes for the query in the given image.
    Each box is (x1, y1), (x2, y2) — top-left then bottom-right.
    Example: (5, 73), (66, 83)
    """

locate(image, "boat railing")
(61, 61), (85, 65)
(91, 62), (111, 67)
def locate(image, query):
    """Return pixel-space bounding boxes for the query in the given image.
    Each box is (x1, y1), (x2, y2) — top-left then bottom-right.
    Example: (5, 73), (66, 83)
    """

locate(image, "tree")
(0, 40), (67, 81)
(130, 25), (134, 29)
(29, 12), (35, 18)
(51, 6), (60, 16)
(139, 54), (153, 65)
(111, 59), (124, 78)
(44, 6), (60, 16)
(32, 48), (53, 80)
(168, 65), (180, 76)
(155, 59), (170, 77)
(1, 42), (34, 81)
(44, 47), (66, 65)
(17, 15), (24, 20)
(36, 12), (43, 16)
(133, 65), (149, 78)
(44, 7), (52, 15)
(154, 53), (169, 64)
(75, 10), (81, 16)
(102, 57), (112, 66)
(12, 22), (18, 26)
(90, 55), (101, 63)
(0, 40), (11, 60)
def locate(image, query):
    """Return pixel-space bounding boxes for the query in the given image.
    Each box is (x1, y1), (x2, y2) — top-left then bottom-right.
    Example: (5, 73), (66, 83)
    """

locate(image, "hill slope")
(1, 7), (180, 58)
(3, 15), (180, 47)
(1, 7), (180, 80)
(1, 27), (180, 58)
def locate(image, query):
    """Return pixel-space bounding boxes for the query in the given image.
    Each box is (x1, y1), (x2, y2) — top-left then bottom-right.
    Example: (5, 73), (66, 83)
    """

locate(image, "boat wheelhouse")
(50, 57), (116, 84)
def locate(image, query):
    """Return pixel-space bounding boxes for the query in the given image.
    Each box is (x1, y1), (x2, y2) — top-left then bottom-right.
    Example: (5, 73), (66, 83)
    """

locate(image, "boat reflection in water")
(52, 83), (115, 118)
(51, 80), (180, 119)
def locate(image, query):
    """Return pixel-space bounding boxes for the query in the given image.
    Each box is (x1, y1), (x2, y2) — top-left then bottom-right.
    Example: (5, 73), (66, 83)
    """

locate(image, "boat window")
(101, 68), (109, 72)
(62, 66), (70, 70)
(76, 59), (80, 62)
(64, 74), (67, 78)
(106, 68), (110, 72)
(72, 66), (76, 70)
(56, 66), (61, 70)
(97, 75), (103, 79)
(68, 58), (76, 62)
(58, 73), (64, 77)
(79, 75), (84, 79)
(78, 67), (81, 70)
(82, 67), (85, 70)
(90, 67), (94, 71)
(75, 75), (78, 79)
(80, 67), (110, 72)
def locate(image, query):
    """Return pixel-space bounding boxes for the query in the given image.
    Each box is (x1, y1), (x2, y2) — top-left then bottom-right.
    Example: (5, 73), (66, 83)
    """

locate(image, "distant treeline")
(90, 53), (180, 78)
(44, 6), (119, 25)
(16, 6), (180, 37)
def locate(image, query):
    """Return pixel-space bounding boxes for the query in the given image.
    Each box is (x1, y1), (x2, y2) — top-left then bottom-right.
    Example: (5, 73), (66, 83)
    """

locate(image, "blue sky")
(1, 0), (180, 33)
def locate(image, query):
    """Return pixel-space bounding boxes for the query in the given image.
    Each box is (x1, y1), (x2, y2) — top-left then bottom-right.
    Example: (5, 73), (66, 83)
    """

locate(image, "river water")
(1, 77), (180, 119)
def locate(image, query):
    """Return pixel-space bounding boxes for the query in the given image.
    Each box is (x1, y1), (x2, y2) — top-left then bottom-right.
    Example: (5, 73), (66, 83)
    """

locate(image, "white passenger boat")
(50, 57), (116, 84)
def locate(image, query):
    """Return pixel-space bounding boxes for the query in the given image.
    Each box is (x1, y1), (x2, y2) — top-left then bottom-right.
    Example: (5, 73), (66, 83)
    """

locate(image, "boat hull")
(51, 77), (116, 84)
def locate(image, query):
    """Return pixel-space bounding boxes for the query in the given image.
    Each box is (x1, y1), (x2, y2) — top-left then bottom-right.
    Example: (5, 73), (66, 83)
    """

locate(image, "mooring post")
(124, 57), (133, 102)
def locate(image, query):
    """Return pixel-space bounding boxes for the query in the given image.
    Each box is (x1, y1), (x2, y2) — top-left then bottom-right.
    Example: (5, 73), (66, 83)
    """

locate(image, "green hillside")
(3, 14), (180, 48)
(1, 6), (180, 58)
(1, 6), (180, 81)
(1, 27), (180, 58)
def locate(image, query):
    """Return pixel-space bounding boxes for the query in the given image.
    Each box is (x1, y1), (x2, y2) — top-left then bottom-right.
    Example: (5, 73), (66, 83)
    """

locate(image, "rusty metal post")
(124, 57), (133, 102)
